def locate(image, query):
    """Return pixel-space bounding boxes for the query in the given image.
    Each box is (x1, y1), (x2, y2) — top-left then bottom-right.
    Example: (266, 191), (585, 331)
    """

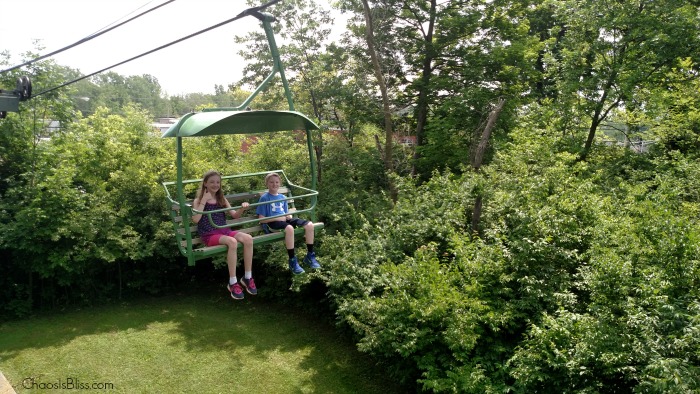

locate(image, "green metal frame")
(161, 12), (322, 266)
(0, 92), (20, 113)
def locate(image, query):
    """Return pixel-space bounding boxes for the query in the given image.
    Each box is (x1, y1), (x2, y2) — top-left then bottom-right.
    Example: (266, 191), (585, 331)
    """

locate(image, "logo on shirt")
(271, 202), (285, 213)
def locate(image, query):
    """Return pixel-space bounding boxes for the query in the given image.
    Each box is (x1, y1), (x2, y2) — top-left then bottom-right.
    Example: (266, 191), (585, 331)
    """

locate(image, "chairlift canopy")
(161, 110), (319, 138)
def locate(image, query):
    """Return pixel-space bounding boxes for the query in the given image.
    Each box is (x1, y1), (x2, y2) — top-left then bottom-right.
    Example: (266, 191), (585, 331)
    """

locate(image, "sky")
(1, 0), (346, 96)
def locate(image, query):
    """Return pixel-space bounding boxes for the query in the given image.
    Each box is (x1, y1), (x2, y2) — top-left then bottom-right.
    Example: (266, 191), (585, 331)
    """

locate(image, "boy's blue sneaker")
(289, 256), (305, 275)
(303, 252), (321, 269)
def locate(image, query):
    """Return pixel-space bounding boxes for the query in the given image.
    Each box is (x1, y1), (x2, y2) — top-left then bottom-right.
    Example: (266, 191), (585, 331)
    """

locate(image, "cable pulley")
(0, 75), (31, 118)
(17, 76), (32, 101)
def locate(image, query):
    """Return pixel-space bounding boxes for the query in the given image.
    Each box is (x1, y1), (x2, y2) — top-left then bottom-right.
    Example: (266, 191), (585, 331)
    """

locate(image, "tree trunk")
(471, 98), (505, 232)
(374, 134), (384, 162)
(411, 0), (437, 177)
(471, 98), (505, 170)
(471, 196), (483, 235)
(360, 0), (397, 201)
(581, 68), (619, 160)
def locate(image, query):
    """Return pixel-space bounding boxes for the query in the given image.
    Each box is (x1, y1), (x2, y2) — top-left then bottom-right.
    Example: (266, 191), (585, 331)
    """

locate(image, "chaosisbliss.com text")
(22, 377), (115, 391)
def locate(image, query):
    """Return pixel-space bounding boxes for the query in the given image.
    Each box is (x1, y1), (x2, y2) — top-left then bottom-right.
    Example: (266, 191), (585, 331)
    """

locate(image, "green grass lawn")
(0, 290), (400, 393)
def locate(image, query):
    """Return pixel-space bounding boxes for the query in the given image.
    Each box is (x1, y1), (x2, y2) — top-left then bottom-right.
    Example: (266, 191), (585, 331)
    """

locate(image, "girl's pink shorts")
(201, 228), (239, 247)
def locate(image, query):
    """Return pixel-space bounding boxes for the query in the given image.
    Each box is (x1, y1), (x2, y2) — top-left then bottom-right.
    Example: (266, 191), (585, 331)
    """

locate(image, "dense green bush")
(322, 123), (700, 392)
(322, 172), (479, 385)
(509, 161), (700, 392)
(0, 106), (184, 315)
(316, 130), (393, 233)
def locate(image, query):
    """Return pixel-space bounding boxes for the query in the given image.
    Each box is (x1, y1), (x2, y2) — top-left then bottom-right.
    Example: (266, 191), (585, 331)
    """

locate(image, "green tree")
(1, 104), (177, 314)
(72, 71), (171, 117)
(328, 47), (381, 131)
(357, 0), (395, 180)
(0, 52), (80, 190)
(545, 0), (700, 158)
(645, 59), (700, 157)
(125, 74), (169, 117)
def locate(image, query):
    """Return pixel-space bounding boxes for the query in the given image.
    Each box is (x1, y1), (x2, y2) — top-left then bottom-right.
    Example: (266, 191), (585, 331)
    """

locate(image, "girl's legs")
(219, 235), (239, 279)
(234, 232), (254, 274)
(234, 232), (257, 295)
(218, 235), (245, 300)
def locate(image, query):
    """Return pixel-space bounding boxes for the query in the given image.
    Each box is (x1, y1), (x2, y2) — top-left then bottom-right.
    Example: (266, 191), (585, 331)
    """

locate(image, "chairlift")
(0, 76), (32, 119)
(161, 12), (323, 266)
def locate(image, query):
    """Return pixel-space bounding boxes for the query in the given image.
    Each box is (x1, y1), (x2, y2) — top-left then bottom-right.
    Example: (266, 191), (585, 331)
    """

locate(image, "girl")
(193, 170), (256, 300)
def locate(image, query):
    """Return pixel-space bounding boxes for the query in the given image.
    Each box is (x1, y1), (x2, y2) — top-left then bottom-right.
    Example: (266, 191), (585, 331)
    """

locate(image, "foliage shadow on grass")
(0, 287), (404, 393)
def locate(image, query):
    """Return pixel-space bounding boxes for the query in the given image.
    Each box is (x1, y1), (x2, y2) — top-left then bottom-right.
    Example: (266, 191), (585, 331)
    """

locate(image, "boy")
(257, 173), (320, 274)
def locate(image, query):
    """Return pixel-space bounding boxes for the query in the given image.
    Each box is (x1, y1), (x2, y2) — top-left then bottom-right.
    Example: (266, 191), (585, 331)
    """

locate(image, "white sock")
(229, 277), (237, 285)
(245, 271), (252, 280)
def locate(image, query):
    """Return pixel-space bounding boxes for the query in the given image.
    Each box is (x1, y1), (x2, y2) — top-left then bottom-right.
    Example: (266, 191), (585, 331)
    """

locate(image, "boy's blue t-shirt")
(257, 192), (288, 218)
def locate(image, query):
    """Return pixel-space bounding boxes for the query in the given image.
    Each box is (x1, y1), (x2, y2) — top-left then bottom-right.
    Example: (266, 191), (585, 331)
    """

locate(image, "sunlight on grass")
(0, 294), (398, 393)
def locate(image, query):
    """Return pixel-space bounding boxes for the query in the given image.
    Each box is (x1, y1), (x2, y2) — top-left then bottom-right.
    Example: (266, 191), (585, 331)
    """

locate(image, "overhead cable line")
(0, 0), (176, 74)
(33, 0), (284, 98)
